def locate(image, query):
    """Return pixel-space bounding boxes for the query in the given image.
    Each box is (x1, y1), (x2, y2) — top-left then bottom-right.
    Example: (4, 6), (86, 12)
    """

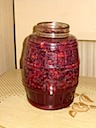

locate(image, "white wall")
(0, 0), (15, 75)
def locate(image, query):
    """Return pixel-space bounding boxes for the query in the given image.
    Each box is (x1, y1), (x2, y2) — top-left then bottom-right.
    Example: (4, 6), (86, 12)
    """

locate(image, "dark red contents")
(25, 84), (77, 110)
(23, 34), (79, 110)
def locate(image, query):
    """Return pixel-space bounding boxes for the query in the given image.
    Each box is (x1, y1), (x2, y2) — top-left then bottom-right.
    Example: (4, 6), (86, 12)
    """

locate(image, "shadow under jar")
(22, 22), (80, 110)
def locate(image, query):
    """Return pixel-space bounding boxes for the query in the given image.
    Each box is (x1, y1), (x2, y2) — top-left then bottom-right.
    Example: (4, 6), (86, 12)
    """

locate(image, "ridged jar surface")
(23, 34), (79, 110)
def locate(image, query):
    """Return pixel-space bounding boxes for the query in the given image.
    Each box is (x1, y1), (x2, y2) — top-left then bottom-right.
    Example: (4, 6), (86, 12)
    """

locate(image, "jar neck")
(35, 22), (70, 38)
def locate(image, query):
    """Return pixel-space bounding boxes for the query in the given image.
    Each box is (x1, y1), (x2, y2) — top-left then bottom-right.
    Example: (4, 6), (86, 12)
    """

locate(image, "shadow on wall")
(20, 37), (28, 69)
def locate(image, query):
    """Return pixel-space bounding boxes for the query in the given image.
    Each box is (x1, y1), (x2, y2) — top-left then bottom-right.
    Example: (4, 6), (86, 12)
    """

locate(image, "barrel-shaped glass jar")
(22, 22), (79, 110)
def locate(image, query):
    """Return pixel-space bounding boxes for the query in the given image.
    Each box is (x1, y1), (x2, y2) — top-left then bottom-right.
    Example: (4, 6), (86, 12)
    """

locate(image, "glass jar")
(22, 22), (79, 110)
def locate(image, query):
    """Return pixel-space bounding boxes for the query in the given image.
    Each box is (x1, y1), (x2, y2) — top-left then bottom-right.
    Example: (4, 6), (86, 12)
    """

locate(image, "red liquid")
(23, 34), (79, 110)
(25, 84), (77, 110)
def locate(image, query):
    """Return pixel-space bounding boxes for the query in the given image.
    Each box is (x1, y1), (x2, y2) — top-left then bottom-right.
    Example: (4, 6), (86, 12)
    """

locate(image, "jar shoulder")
(26, 33), (78, 46)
